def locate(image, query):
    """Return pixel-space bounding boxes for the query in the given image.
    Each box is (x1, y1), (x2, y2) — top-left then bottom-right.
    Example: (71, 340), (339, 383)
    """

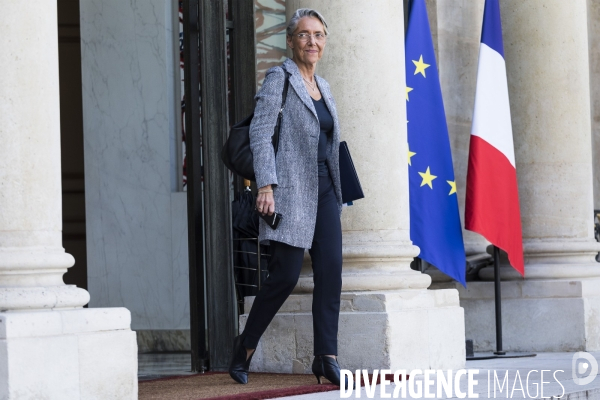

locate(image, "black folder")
(339, 141), (364, 204)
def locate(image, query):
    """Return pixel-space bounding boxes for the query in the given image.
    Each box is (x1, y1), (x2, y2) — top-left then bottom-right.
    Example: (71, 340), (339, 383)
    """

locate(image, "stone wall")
(80, 0), (190, 336)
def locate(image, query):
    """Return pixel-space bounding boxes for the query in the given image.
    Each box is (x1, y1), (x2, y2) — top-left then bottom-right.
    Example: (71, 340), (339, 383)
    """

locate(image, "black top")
(311, 97), (334, 177)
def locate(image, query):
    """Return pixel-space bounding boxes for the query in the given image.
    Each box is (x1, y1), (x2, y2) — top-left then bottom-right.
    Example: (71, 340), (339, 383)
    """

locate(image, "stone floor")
(138, 351), (600, 399)
(278, 352), (600, 399)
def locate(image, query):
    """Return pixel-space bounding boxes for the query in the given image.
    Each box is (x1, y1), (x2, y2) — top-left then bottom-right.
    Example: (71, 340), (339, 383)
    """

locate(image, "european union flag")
(405, 0), (466, 285)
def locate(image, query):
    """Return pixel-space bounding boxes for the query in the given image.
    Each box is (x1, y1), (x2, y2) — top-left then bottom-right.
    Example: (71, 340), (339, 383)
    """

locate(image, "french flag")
(465, 0), (524, 275)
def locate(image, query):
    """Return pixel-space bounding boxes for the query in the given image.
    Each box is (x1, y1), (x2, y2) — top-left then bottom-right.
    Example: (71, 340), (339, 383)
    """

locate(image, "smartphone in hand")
(258, 211), (283, 230)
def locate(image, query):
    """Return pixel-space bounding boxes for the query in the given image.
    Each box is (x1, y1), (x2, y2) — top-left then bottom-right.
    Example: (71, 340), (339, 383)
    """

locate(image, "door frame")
(183, 0), (256, 372)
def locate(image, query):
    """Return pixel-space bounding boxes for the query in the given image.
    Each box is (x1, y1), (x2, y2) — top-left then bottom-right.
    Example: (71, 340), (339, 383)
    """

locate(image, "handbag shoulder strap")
(279, 67), (291, 112)
(272, 67), (290, 155)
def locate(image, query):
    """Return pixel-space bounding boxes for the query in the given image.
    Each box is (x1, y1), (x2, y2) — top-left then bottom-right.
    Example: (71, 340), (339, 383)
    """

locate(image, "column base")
(240, 289), (465, 373)
(0, 308), (137, 400)
(431, 279), (600, 352)
(479, 239), (600, 280)
(294, 233), (431, 292)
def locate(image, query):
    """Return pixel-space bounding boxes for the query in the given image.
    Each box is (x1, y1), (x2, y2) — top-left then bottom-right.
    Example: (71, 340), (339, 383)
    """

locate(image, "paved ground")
(277, 352), (600, 399)
(138, 352), (600, 399)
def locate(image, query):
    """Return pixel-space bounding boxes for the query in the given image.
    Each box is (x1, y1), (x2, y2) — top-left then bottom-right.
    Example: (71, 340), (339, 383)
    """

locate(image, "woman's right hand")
(256, 185), (275, 216)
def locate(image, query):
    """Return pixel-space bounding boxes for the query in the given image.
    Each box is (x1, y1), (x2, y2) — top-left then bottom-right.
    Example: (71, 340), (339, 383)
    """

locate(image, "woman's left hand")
(256, 185), (275, 216)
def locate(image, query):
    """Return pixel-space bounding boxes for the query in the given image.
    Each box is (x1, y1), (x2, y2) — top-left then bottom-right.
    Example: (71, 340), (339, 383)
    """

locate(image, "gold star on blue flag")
(405, 0), (466, 285)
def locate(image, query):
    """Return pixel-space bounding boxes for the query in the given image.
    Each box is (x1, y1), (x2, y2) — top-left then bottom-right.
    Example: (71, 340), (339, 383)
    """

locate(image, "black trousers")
(241, 174), (343, 355)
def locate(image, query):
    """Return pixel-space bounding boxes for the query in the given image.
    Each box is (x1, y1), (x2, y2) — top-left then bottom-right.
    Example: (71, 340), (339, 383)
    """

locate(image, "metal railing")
(232, 237), (270, 315)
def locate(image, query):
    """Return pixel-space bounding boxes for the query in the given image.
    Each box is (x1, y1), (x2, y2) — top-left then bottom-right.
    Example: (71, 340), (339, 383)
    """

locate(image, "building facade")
(1, 0), (600, 398)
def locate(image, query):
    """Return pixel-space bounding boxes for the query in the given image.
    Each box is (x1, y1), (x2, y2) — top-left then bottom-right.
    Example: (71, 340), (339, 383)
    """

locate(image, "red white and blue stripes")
(465, 0), (525, 275)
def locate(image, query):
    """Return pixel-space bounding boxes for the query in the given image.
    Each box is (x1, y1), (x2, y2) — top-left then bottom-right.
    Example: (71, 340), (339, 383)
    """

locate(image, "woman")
(228, 8), (349, 388)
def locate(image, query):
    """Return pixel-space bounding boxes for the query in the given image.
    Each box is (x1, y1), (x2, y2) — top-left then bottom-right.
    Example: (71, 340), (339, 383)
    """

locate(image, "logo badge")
(572, 352), (598, 385)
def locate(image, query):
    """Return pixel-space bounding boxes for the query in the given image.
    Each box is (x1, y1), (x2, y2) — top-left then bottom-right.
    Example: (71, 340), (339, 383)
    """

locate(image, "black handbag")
(221, 70), (291, 181)
(339, 141), (364, 204)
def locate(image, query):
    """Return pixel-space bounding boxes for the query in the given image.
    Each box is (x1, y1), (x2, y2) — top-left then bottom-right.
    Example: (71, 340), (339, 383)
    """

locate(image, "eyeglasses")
(294, 33), (327, 43)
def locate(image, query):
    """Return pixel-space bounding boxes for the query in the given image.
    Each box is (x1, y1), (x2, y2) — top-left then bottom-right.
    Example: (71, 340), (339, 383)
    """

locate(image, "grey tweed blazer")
(249, 58), (342, 249)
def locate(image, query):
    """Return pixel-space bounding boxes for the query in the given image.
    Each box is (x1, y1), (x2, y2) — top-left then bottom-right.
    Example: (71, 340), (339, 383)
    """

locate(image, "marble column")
(479, 0), (600, 281)
(436, 0), (487, 257)
(240, 0), (465, 373)
(589, 0), (600, 211)
(293, 1), (429, 294)
(0, 2), (137, 398)
(422, 0), (490, 284)
(439, 0), (600, 352)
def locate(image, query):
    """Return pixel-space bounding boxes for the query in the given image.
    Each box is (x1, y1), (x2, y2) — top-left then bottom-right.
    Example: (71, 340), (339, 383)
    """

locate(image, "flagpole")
(467, 245), (536, 360)
(493, 245), (506, 355)
(465, 0), (535, 361)
(466, 245), (534, 360)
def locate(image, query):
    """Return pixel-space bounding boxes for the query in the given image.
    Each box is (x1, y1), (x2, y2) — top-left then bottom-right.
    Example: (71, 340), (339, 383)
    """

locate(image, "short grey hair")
(286, 8), (329, 36)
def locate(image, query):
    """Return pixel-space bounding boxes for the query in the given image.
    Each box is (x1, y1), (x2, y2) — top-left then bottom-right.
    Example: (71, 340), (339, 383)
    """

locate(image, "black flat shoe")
(312, 355), (353, 390)
(228, 335), (254, 384)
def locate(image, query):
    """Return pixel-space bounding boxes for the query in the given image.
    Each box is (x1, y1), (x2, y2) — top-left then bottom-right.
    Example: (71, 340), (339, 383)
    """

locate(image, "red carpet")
(138, 372), (337, 400)
(139, 372), (404, 399)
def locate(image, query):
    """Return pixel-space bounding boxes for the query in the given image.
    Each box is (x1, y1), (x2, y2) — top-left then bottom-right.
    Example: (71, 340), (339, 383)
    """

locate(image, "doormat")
(138, 372), (337, 400)
(139, 372), (402, 400)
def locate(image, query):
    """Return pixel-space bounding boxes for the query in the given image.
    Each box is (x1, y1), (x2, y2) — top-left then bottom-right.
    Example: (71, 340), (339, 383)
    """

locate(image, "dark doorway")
(182, 0), (257, 372)
(58, 0), (87, 291)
